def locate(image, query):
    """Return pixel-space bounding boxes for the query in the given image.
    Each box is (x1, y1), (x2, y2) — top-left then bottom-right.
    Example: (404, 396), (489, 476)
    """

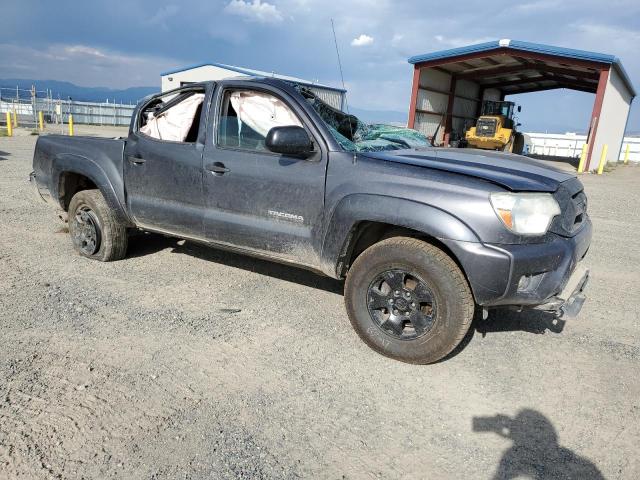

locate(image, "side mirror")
(516, 123), (522, 127)
(265, 126), (313, 156)
(517, 106), (522, 112)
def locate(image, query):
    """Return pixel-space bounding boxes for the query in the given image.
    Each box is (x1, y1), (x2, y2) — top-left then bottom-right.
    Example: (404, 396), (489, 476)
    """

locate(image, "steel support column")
(408, 67), (420, 129)
(585, 68), (610, 171)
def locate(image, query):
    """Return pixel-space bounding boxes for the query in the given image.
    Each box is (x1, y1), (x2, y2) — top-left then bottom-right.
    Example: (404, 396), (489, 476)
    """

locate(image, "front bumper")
(533, 265), (589, 318)
(443, 217), (592, 309)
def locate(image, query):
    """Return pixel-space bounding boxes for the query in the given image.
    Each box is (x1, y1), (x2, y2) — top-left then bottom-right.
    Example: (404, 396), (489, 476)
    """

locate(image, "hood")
(362, 147), (574, 192)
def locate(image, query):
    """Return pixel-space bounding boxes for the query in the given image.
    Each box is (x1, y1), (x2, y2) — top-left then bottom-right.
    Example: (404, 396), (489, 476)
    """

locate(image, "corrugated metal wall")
(411, 67), (512, 144)
(589, 68), (634, 166)
(452, 79), (480, 136)
(307, 87), (344, 110)
(413, 68), (450, 143)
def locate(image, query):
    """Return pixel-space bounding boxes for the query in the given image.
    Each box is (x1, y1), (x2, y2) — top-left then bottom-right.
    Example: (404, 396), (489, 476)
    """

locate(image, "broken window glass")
(295, 86), (431, 153)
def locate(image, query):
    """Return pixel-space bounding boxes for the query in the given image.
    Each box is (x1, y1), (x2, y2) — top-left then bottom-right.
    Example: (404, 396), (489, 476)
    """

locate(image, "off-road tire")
(504, 136), (515, 153)
(345, 237), (474, 364)
(512, 132), (525, 155)
(68, 189), (128, 261)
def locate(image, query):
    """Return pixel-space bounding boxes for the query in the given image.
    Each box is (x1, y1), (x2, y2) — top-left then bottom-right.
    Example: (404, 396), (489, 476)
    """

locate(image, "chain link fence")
(0, 86), (137, 128)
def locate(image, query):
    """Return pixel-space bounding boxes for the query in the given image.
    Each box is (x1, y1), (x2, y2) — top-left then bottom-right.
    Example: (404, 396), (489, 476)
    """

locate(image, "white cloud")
(146, 5), (180, 29)
(63, 45), (107, 58)
(391, 34), (404, 47)
(351, 34), (374, 47)
(434, 34), (493, 48)
(0, 43), (177, 89)
(224, 0), (284, 24)
(569, 22), (640, 45)
(564, 22), (639, 64)
(513, 0), (560, 12)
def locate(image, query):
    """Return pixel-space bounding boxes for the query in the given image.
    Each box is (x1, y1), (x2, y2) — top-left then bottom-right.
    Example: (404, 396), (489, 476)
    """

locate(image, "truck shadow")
(442, 309), (566, 361)
(128, 233), (567, 344)
(477, 308), (566, 335)
(127, 233), (344, 294)
(473, 409), (605, 479)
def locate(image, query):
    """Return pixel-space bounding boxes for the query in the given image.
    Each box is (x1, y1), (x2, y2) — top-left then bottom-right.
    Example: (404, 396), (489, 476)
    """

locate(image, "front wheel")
(68, 189), (128, 261)
(344, 237), (474, 364)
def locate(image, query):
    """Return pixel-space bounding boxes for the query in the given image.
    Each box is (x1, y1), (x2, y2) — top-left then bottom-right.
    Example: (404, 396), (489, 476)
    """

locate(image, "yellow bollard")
(68, 114), (74, 136)
(597, 144), (608, 175)
(577, 144), (588, 173)
(12, 109), (18, 128)
(6, 112), (13, 136)
(38, 111), (44, 131)
(624, 144), (630, 165)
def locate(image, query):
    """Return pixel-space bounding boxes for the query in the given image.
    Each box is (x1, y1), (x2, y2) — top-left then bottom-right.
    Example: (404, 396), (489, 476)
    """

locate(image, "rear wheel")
(344, 237), (474, 364)
(68, 189), (128, 261)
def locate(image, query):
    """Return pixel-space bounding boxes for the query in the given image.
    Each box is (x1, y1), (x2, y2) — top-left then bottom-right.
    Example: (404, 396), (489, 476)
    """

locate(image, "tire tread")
(345, 236), (474, 363)
(68, 189), (128, 262)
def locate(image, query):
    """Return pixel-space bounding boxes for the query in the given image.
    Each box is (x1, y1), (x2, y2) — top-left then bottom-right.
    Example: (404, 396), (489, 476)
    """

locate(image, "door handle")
(127, 155), (146, 165)
(206, 162), (230, 175)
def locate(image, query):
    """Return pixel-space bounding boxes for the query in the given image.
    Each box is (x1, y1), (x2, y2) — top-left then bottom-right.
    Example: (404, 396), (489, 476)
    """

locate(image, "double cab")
(31, 77), (591, 363)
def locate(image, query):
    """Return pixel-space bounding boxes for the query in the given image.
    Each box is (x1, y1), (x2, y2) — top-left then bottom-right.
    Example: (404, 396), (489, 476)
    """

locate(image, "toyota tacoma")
(31, 78), (591, 363)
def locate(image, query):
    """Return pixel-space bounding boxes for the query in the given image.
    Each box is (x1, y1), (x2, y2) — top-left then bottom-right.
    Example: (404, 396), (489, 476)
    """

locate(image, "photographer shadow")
(473, 409), (604, 479)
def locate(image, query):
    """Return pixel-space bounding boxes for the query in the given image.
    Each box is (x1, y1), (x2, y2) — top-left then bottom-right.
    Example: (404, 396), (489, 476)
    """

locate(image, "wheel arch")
(52, 154), (132, 225)
(342, 221), (470, 279)
(321, 194), (480, 278)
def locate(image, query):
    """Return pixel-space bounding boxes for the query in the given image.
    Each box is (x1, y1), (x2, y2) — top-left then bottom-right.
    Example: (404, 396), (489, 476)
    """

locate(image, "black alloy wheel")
(367, 269), (436, 340)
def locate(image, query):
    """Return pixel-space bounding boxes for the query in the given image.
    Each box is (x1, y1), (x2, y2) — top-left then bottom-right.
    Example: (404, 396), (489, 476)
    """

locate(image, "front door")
(201, 84), (327, 268)
(124, 86), (209, 238)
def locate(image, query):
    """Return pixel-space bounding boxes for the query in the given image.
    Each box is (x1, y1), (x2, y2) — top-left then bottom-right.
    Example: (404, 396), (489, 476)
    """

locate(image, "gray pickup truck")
(31, 77), (591, 363)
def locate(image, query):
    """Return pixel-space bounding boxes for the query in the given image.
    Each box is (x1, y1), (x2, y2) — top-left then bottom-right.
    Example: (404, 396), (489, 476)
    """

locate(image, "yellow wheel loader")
(465, 101), (524, 154)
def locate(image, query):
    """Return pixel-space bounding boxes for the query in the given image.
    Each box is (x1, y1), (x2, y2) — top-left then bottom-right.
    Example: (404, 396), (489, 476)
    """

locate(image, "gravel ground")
(1, 126), (639, 479)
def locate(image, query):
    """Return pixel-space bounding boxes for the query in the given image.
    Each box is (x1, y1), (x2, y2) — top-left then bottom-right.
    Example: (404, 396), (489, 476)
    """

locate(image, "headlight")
(490, 192), (560, 235)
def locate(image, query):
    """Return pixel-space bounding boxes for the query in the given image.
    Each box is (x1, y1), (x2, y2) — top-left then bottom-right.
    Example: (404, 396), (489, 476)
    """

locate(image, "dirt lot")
(1, 126), (639, 479)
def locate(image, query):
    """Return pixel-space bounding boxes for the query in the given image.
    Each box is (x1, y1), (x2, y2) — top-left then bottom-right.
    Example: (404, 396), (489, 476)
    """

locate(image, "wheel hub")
(367, 269), (436, 340)
(72, 207), (101, 255)
(394, 297), (409, 311)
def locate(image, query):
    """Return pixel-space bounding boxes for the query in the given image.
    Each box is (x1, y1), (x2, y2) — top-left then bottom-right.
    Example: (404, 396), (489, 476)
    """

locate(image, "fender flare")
(320, 193), (481, 276)
(51, 153), (132, 224)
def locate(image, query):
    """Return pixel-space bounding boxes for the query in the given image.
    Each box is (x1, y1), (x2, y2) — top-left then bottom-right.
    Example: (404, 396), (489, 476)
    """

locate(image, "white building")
(161, 63), (346, 110)
(524, 132), (640, 163)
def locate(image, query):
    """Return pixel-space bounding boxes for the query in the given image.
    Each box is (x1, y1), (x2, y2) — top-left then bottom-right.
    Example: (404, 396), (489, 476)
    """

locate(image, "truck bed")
(32, 134), (127, 214)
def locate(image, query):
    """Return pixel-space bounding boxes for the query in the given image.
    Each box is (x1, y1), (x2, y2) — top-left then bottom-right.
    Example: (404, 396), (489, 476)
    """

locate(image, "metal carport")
(407, 39), (636, 171)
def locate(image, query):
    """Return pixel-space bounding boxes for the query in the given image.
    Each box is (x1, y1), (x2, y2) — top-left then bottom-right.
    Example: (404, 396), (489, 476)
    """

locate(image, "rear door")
(201, 83), (328, 268)
(124, 85), (210, 238)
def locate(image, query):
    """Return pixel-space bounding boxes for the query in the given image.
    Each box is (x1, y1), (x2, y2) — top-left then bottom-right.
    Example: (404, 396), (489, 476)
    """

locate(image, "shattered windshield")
(295, 86), (431, 152)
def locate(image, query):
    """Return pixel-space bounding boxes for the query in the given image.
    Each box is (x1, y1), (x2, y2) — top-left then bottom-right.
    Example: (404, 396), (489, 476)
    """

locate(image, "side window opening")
(139, 89), (205, 143)
(217, 90), (302, 152)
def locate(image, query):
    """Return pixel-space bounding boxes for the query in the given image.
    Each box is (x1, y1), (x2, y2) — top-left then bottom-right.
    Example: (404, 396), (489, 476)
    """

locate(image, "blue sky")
(0, 0), (638, 132)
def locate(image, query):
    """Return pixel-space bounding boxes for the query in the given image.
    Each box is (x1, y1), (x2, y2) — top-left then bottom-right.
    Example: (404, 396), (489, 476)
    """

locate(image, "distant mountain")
(1, 78), (410, 123)
(0, 79), (158, 104)
(349, 106), (408, 126)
